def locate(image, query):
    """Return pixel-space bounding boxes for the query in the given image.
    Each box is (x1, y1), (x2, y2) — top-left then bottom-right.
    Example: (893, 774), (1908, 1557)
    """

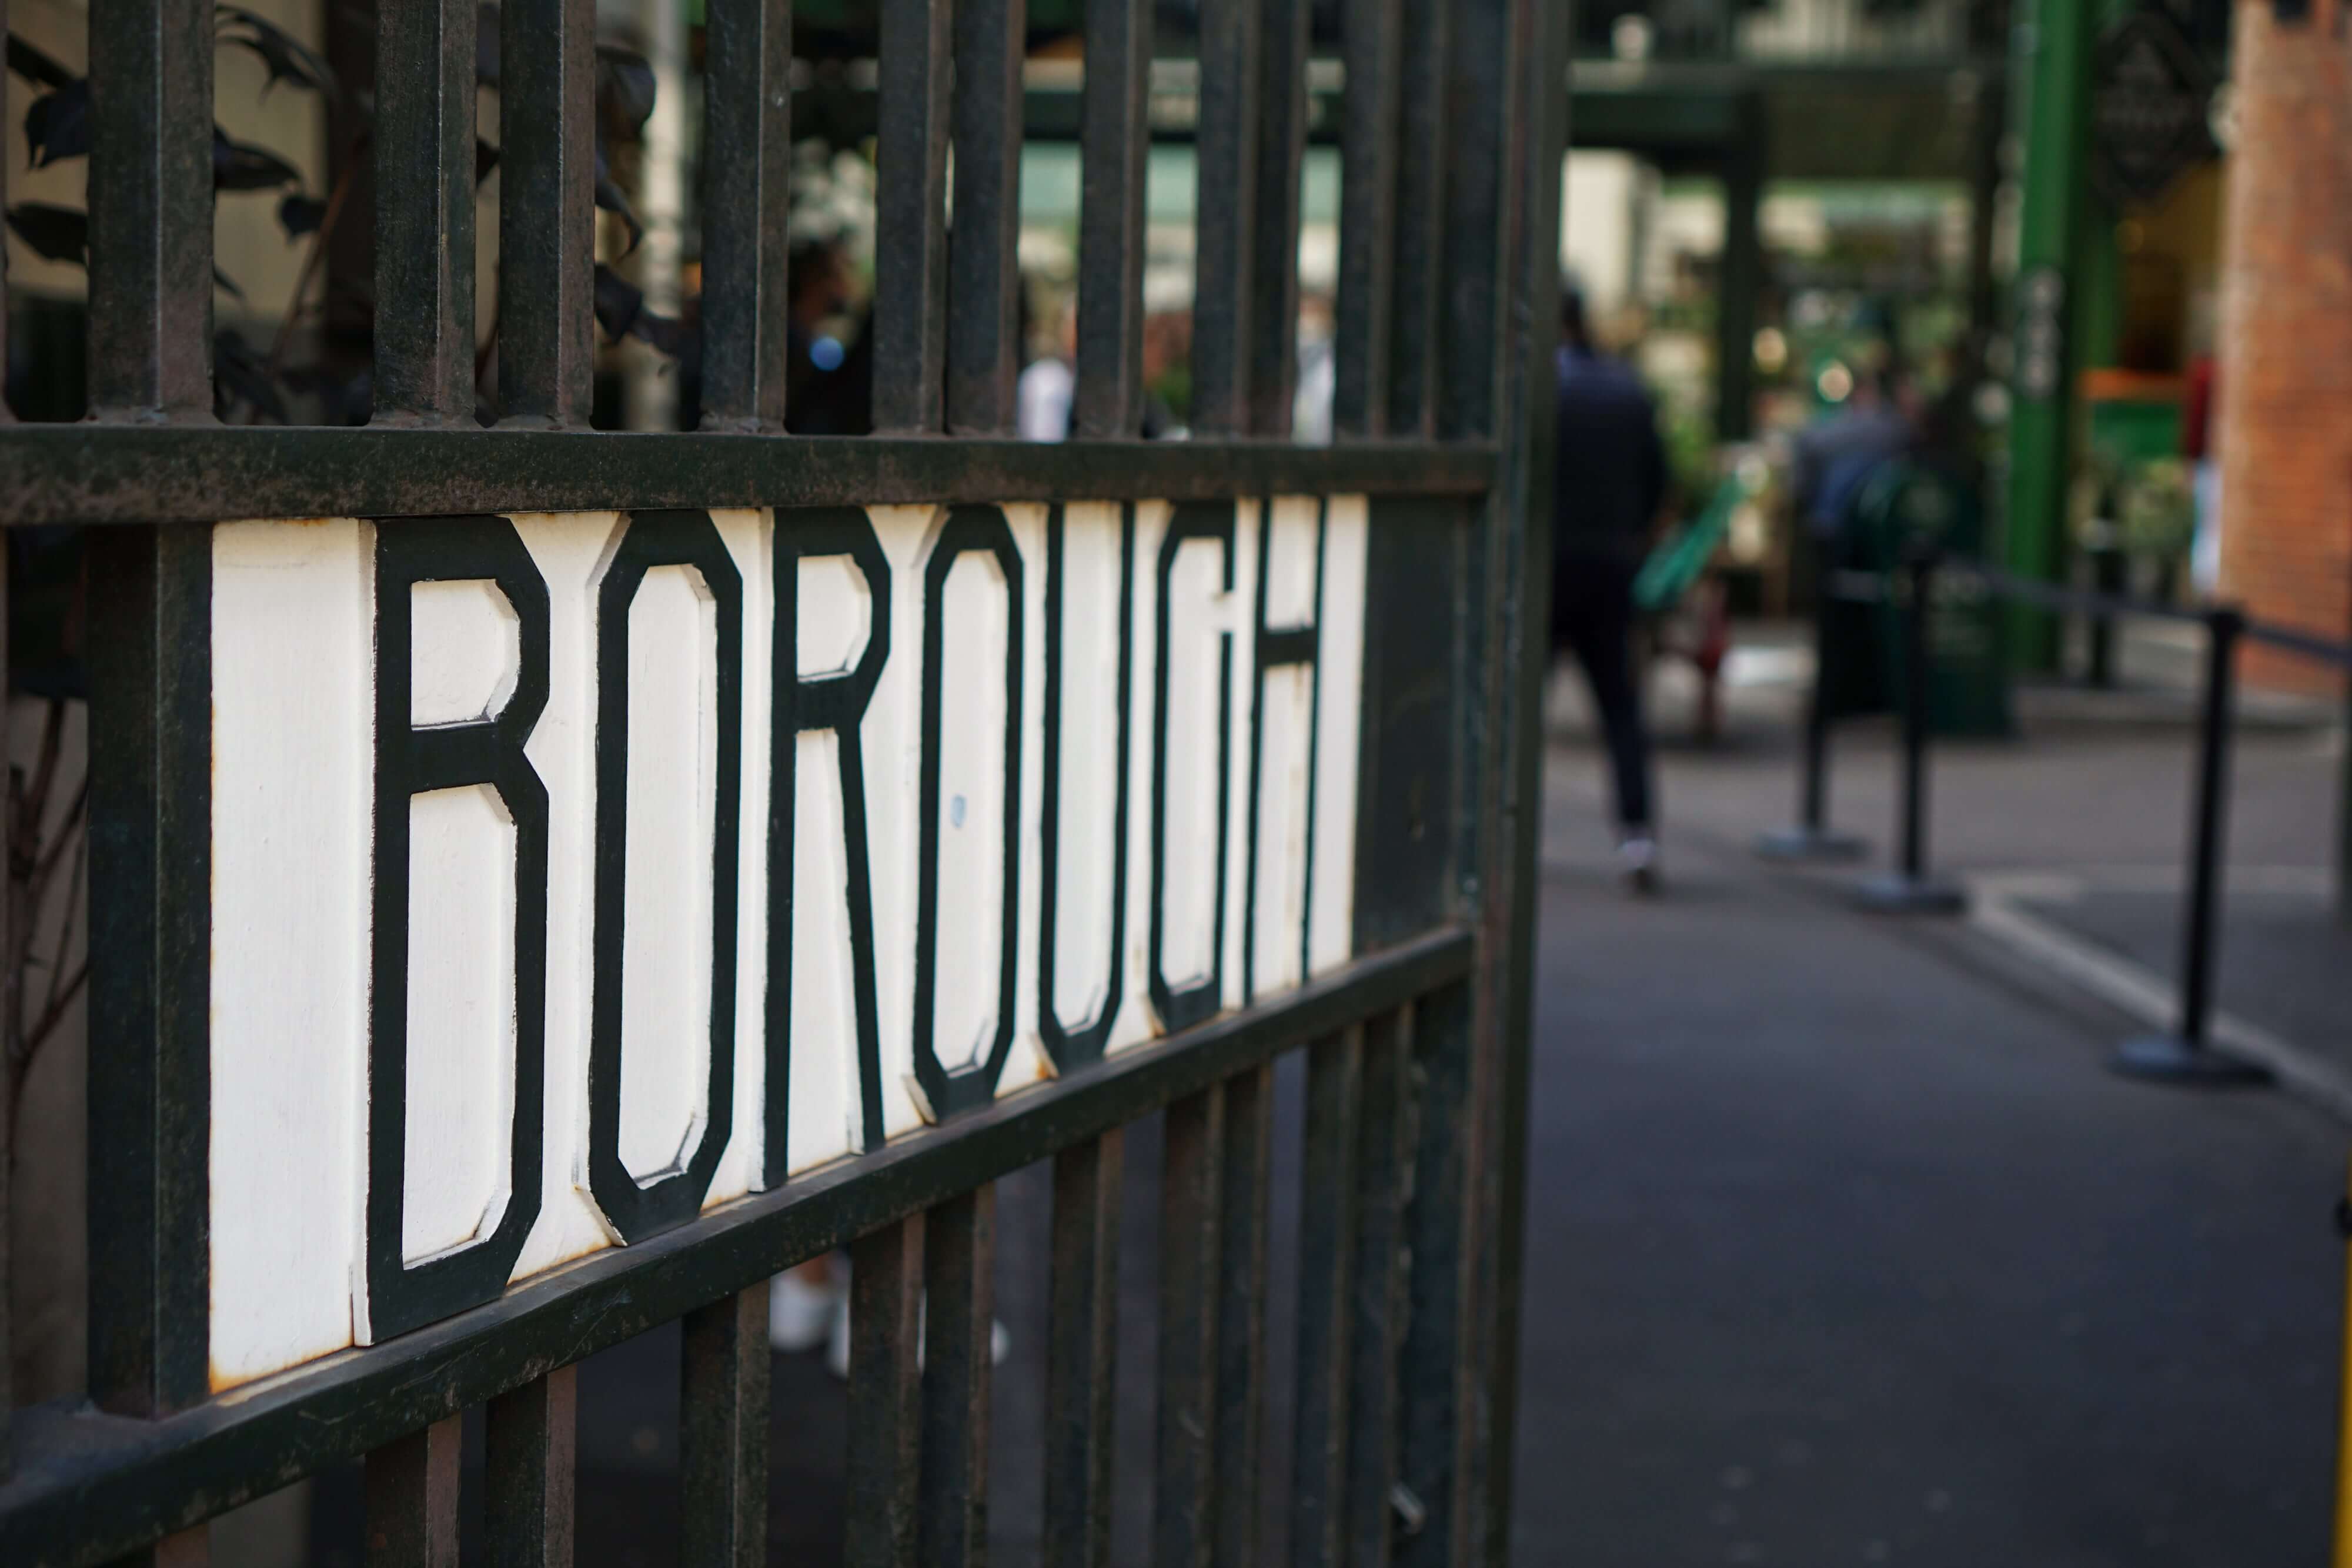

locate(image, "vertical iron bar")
(1897, 551), (1933, 882)
(0, 536), (8, 1475)
(1190, 0), (1262, 436)
(699, 0), (796, 430)
(1213, 1065), (1275, 1568)
(1247, 0), (1312, 437)
(1432, 0), (1508, 440)
(1332, 0), (1402, 438)
(1289, 1029), (1364, 1568)
(1045, 1132), (1124, 1568)
(86, 526), (211, 1421)
(85, 0), (213, 419)
(947, 0), (1027, 433)
(486, 1366), (578, 1568)
(681, 1285), (772, 1568)
(1157, 1083), (1228, 1568)
(0, 0), (11, 424)
(323, 0), (378, 409)
(366, 1415), (464, 1567)
(1073, 0), (1150, 437)
(498, 0), (596, 427)
(375, 0), (479, 422)
(1384, 0), (1450, 438)
(2179, 609), (2241, 1048)
(919, 1188), (996, 1568)
(1464, 0), (1568, 1557)
(846, 1217), (925, 1568)
(1392, 985), (1472, 1568)
(1343, 1009), (1416, 1568)
(874, 0), (953, 432)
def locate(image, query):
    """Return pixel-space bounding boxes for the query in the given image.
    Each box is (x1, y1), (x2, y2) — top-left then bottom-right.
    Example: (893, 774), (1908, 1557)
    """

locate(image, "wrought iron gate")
(0, 0), (1565, 1559)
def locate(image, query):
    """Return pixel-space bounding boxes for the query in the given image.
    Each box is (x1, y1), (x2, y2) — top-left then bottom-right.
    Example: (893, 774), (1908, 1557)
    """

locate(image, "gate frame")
(0, 0), (1571, 1557)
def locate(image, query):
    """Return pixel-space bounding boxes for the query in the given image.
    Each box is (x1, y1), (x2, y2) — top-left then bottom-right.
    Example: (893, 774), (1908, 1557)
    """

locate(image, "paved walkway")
(1524, 651), (2351, 1565)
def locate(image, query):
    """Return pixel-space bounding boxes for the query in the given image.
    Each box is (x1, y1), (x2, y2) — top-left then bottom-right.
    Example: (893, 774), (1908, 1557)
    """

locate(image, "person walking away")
(1551, 287), (1669, 892)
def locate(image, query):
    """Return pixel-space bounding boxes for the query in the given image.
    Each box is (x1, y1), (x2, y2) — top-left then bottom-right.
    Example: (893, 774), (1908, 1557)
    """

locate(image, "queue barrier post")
(1852, 547), (1966, 915)
(1757, 553), (1870, 862)
(2112, 605), (2271, 1086)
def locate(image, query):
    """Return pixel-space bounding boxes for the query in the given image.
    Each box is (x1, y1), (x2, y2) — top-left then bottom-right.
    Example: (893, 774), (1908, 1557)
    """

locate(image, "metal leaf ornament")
(23, 78), (89, 168)
(4, 202), (86, 265)
(596, 45), (656, 133)
(215, 5), (341, 105)
(4, 34), (73, 88)
(594, 142), (644, 254)
(592, 263), (684, 356)
(213, 127), (303, 190)
(278, 192), (328, 237)
(213, 329), (289, 423)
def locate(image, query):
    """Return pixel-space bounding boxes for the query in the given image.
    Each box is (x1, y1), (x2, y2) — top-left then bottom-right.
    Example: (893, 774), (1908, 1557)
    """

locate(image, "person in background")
(1551, 285), (1669, 892)
(1293, 290), (1337, 444)
(1790, 361), (1915, 541)
(1018, 292), (1078, 441)
(783, 236), (874, 437)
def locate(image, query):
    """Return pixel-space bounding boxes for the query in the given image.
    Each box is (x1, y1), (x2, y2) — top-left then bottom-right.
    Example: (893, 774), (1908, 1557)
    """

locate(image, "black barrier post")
(1757, 551), (1870, 862)
(1853, 547), (1966, 914)
(2086, 526), (2124, 688)
(2113, 606), (2271, 1085)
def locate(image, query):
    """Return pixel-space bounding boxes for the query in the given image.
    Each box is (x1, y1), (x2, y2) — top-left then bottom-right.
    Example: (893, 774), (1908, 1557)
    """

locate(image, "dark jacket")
(1552, 345), (1668, 570)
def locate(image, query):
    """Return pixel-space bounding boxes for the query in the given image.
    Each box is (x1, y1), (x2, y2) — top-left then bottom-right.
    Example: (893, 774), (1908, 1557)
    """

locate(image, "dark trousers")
(1553, 556), (1653, 833)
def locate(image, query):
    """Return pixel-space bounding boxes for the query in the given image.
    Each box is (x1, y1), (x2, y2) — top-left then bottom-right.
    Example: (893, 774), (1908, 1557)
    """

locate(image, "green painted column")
(2003, 0), (2099, 670)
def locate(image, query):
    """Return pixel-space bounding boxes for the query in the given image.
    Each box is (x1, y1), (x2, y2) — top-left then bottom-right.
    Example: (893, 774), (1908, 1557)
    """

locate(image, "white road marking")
(1964, 868), (2352, 1124)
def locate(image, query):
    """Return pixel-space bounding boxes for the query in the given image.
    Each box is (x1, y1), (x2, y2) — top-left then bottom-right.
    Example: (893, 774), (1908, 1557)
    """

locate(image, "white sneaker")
(1616, 834), (1660, 894)
(768, 1267), (841, 1353)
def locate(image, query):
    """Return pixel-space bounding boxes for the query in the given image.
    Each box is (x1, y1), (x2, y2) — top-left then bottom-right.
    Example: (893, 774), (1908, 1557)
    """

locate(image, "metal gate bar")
(1187, 0), (1257, 437)
(1388, 0), (1450, 439)
(0, 434), (1497, 527)
(1043, 1129), (1123, 1568)
(375, 0), (476, 423)
(698, 0), (791, 430)
(1073, 0), (1145, 437)
(85, 0), (213, 421)
(1335, 0), (1400, 440)
(498, 0), (599, 429)
(874, 0), (951, 432)
(1248, 0), (1311, 437)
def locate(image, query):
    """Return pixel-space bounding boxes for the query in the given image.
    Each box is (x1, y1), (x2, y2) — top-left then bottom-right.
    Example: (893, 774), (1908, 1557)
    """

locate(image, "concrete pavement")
(1525, 647), (2351, 1564)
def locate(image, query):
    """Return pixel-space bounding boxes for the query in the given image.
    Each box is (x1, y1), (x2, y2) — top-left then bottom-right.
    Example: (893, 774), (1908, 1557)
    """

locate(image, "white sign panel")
(203, 496), (1368, 1387)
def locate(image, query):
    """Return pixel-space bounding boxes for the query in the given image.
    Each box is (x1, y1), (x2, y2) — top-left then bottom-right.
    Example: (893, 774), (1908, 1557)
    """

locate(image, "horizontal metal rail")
(2241, 618), (2352, 674)
(0, 925), (1472, 1568)
(1827, 558), (2352, 670)
(0, 430), (1499, 528)
(1952, 559), (2214, 627)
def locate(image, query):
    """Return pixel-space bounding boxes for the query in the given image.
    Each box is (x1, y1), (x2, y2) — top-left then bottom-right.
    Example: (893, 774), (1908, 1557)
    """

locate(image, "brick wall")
(2216, 0), (2352, 693)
